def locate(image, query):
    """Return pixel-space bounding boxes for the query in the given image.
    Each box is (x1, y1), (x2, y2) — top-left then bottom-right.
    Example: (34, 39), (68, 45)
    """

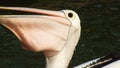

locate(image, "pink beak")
(0, 7), (71, 57)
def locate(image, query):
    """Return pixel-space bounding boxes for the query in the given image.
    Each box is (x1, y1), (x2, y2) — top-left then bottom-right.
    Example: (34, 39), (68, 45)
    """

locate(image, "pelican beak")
(0, 7), (65, 17)
(0, 7), (71, 57)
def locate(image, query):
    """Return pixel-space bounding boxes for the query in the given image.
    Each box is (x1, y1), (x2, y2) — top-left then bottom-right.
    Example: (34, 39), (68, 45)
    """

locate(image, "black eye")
(68, 12), (73, 18)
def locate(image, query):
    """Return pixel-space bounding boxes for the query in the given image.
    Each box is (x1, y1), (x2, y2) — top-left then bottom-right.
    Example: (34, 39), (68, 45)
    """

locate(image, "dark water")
(0, 0), (120, 68)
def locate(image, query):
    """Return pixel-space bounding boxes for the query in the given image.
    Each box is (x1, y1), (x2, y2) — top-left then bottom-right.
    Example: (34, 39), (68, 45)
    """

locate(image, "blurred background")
(0, 0), (120, 68)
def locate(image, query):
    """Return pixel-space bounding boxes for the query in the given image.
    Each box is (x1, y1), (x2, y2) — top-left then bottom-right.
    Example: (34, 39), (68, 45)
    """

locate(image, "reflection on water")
(0, 0), (120, 68)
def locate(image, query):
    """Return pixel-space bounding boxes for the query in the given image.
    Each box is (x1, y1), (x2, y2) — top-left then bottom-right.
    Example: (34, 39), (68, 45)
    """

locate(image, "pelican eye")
(63, 10), (76, 21)
(68, 12), (73, 18)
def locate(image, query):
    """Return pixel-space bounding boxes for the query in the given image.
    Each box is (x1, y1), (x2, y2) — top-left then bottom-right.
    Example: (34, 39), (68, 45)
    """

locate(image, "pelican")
(0, 6), (81, 68)
(0, 7), (120, 68)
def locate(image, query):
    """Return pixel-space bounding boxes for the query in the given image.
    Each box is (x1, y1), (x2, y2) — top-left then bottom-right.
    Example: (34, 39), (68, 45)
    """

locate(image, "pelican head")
(0, 7), (81, 68)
